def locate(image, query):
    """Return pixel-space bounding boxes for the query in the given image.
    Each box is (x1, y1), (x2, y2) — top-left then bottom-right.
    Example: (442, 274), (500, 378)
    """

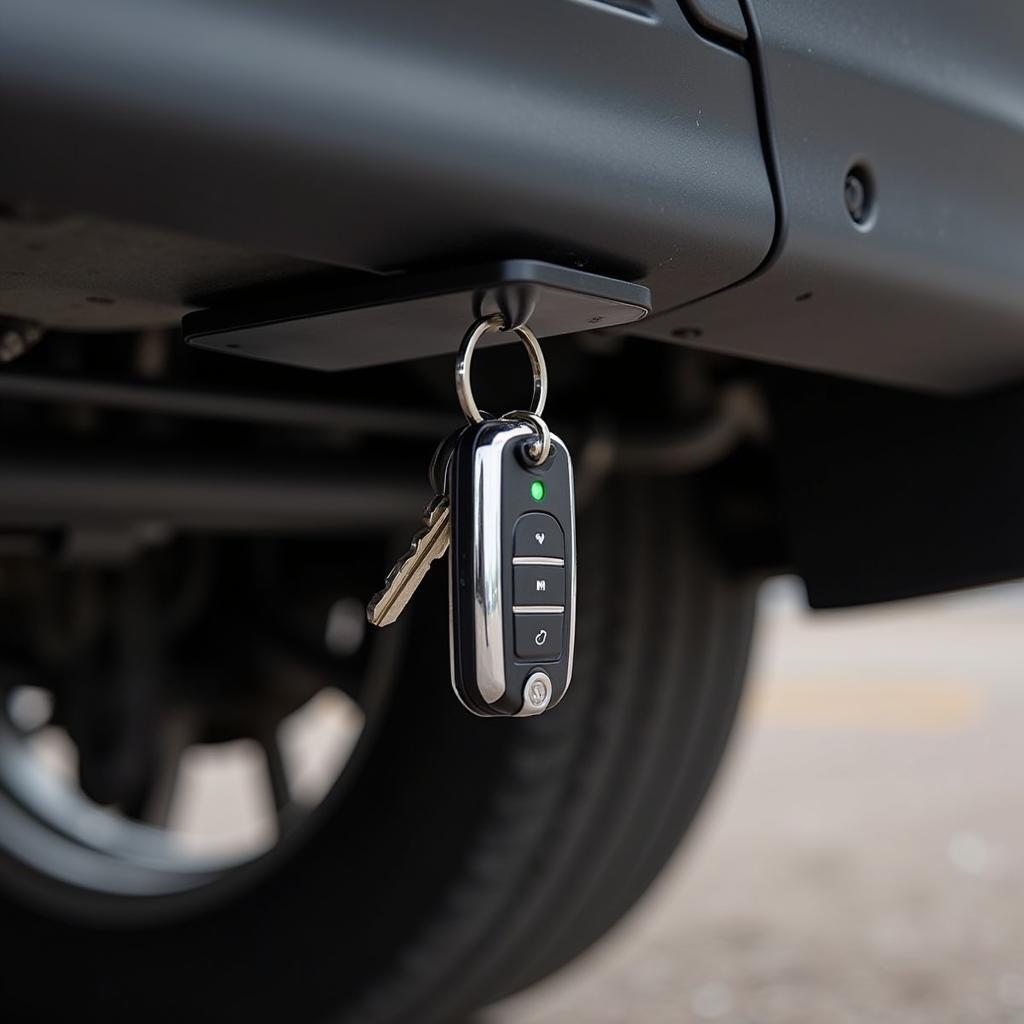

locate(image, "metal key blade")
(367, 497), (451, 627)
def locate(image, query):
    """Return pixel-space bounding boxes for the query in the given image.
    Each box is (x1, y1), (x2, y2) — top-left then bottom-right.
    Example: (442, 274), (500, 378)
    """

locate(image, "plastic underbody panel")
(642, 0), (1024, 393)
(0, 0), (772, 330)
(1, 0), (1023, 391)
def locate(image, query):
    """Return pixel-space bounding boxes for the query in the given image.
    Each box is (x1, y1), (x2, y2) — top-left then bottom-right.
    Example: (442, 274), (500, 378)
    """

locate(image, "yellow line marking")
(747, 678), (985, 733)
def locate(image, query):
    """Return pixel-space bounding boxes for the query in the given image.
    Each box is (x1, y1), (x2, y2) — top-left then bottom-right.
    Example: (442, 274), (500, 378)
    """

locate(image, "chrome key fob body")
(449, 419), (576, 717)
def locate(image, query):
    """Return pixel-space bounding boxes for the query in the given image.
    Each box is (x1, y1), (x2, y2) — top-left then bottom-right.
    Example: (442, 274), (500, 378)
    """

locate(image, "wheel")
(0, 474), (756, 1023)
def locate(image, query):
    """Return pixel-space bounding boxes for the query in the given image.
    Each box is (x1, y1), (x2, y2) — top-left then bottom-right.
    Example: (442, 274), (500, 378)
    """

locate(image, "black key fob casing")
(449, 420), (576, 716)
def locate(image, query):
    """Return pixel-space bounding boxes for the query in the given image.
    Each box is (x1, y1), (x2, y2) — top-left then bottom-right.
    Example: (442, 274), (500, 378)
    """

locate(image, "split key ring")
(454, 314), (548, 427)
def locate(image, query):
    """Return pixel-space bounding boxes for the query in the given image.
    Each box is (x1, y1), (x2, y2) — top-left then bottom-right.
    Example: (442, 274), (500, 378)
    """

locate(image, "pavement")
(488, 578), (1024, 1023)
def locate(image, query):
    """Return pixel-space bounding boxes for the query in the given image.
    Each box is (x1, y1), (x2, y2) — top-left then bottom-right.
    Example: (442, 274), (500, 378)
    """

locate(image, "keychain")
(367, 313), (576, 717)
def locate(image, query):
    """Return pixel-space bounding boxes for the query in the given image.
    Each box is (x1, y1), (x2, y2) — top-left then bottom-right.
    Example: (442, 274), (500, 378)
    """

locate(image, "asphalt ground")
(489, 579), (1024, 1024)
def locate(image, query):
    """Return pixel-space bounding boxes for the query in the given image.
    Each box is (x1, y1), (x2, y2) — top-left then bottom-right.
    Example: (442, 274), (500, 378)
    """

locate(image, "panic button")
(514, 513), (564, 560)
(514, 613), (563, 660)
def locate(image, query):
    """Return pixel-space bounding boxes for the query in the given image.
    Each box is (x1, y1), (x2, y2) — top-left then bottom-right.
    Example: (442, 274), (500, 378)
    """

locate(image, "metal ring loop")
(455, 314), (548, 425)
(503, 409), (552, 465)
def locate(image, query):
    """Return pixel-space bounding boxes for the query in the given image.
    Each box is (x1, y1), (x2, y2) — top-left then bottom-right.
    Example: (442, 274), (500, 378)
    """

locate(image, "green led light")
(530, 480), (546, 501)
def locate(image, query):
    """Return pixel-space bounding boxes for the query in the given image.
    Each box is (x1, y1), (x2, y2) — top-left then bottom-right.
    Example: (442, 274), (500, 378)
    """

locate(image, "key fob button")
(514, 613), (564, 660)
(513, 565), (565, 606)
(514, 513), (564, 559)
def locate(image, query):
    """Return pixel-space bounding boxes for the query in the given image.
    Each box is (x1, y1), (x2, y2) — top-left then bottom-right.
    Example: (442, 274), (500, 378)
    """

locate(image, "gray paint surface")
(641, 0), (1024, 392)
(0, 0), (773, 326)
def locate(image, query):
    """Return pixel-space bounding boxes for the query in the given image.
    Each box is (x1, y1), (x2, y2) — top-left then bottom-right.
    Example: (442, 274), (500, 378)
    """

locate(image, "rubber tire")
(0, 476), (756, 1024)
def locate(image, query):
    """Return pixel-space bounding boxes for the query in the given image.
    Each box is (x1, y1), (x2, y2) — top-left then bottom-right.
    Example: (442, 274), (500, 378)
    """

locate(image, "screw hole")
(226, 343), (240, 350)
(844, 163), (876, 230)
(672, 327), (703, 340)
(85, 296), (115, 305)
(795, 291), (813, 302)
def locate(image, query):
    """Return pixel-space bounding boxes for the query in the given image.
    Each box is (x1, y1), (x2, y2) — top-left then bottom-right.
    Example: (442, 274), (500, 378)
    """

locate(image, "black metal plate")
(183, 261), (650, 372)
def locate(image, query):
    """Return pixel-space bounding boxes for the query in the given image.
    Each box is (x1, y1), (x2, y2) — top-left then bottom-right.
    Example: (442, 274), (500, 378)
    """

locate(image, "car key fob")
(448, 418), (576, 717)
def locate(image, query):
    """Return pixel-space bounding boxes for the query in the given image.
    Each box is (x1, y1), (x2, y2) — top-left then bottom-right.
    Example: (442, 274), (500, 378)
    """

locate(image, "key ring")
(502, 409), (551, 465)
(455, 314), (547, 426)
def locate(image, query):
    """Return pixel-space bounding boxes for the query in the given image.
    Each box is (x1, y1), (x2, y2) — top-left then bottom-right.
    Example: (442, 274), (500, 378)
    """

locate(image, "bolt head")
(844, 174), (866, 222)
